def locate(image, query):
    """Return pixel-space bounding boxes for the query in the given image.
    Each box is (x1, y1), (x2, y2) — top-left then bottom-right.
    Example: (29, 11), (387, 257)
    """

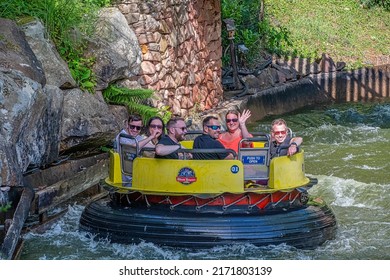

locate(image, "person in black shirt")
(155, 117), (191, 159)
(193, 116), (234, 160)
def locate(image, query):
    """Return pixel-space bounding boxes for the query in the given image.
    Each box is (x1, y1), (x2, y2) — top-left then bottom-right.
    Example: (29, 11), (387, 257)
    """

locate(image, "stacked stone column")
(117, 0), (223, 116)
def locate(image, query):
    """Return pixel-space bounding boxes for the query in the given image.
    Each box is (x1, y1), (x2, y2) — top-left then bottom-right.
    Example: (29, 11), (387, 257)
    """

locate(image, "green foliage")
(68, 56), (97, 92)
(258, 20), (292, 56)
(359, 0), (390, 10)
(222, 0), (389, 68)
(100, 146), (112, 152)
(0, 202), (11, 213)
(0, 0), (112, 92)
(103, 86), (171, 123)
(221, 0), (292, 66)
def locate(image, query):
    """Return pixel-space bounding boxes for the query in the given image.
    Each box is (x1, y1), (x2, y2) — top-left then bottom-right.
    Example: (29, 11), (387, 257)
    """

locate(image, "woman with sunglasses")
(270, 118), (302, 158)
(141, 116), (165, 158)
(218, 109), (253, 153)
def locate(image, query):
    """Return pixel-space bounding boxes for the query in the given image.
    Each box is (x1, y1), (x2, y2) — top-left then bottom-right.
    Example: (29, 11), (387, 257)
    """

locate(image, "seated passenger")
(269, 119), (302, 159)
(115, 114), (144, 152)
(155, 117), (191, 159)
(115, 114), (162, 186)
(193, 116), (234, 160)
(116, 114), (162, 152)
(218, 109), (253, 153)
(141, 116), (165, 158)
(114, 114), (144, 187)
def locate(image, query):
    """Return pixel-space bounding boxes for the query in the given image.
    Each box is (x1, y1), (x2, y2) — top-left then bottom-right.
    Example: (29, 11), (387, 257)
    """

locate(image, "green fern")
(103, 86), (154, 100)
(103, 85), (171, 123)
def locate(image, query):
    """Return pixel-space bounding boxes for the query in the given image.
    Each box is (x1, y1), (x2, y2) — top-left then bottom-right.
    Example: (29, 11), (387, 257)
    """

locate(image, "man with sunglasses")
(114, 114), (145, 187)
(270, 119), (302, 158)
(115, 114), (144, 151)
(155, 117), (190, 159)
(193, 116), (234, 160)
(115, 114), (161, 152)
(115, 114), (165, 186)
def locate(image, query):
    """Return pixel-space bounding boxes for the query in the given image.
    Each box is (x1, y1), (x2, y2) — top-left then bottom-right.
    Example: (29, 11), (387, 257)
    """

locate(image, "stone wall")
(116, 0), (223, 116)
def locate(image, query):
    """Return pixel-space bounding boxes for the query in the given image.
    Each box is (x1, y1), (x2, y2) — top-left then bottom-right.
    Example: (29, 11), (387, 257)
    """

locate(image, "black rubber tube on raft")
(79, 198), (337, 249)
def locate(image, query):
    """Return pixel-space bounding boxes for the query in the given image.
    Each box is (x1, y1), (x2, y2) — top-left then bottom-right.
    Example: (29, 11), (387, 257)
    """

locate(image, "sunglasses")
(174, 127), (187, 131)
(226, 118), (238, 123)
(207, 125), (221, 130)
(128, 124), (142, 131)
(273, 130), (286, 135)
(150, 124), (163, 129)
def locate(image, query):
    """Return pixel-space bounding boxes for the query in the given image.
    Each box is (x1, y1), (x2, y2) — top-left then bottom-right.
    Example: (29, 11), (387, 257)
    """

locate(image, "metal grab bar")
(178, 148), (237, 159)
(139, 147), (237, 160)
(118, 134), (140, 176)
(238, 134), (271, 181)
(184, 130), (203, 135)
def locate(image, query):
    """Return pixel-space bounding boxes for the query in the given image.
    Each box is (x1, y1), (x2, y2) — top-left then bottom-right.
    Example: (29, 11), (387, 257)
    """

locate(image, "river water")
(20, 102), (390, 260)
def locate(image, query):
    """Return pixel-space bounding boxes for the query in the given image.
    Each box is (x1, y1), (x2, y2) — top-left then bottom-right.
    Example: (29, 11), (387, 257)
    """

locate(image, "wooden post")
(0, 186), (34, 260)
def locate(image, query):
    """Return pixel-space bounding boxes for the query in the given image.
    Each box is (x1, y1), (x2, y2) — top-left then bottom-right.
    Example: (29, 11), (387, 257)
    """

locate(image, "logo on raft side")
(176, 167), (197, 185)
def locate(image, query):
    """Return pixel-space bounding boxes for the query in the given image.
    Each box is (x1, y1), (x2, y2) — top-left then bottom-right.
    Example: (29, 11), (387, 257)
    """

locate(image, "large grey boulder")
(0, 15), (132, 188)
(60, 88), (123, 152)
(20, 19), (77, 89)
(0, 19), (45, 85)
(0, 68), (62, 186)
(84, 7), (142, 91)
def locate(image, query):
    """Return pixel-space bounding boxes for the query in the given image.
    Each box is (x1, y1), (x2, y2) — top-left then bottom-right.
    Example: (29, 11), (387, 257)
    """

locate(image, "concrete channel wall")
(214, 65), (390, 122)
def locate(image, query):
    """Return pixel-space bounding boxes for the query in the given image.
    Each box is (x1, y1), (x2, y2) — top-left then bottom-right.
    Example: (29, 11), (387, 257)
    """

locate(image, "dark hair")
(202, 115), (218, 127)
(146, 116), (165, 139)
(166, 117), (185, 129)
(127, 114), (142, 124)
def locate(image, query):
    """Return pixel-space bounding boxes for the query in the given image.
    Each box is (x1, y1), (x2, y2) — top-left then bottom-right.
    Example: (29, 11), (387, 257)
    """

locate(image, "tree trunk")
(259, 0), (265, 22)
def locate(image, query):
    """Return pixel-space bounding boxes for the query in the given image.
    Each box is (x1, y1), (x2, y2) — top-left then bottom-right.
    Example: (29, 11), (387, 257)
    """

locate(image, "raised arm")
(138, 129), (162, 149)
(238, 109), (252, 138)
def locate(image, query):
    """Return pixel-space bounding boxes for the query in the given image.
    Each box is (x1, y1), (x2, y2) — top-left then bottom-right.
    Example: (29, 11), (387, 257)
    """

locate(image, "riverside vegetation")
(222, 0), (390, 69)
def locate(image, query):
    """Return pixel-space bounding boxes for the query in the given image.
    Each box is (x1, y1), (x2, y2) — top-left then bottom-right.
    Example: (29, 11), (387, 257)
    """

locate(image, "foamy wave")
(356, 165), (383, 170)
(308, 174), (389, 209)
(342, 154), (355, 161)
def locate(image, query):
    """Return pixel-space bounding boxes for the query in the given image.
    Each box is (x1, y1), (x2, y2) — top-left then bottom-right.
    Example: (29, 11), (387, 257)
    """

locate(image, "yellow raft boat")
(79, 133), (337, 248)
